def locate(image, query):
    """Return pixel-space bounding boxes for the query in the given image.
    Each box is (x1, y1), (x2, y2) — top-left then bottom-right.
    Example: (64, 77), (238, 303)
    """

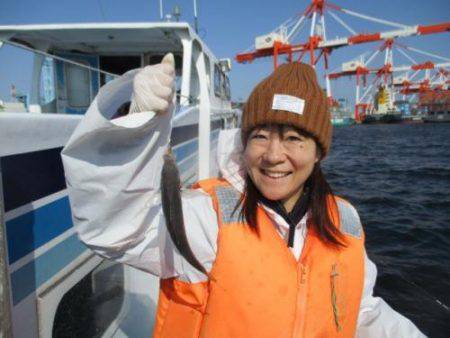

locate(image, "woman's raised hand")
(129, 53), (175, 114)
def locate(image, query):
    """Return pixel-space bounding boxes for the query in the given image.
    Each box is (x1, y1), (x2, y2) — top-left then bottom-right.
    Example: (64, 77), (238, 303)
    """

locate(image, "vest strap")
(336, 199), (363, 239)
(214, 186), (242, 225)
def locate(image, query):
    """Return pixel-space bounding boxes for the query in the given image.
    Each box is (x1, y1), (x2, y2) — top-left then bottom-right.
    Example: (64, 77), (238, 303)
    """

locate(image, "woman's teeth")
(262, 170), (290, 178)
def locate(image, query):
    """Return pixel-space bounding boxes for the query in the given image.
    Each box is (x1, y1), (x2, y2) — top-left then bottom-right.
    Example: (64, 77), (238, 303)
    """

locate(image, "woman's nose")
(262, 137), (285, 163)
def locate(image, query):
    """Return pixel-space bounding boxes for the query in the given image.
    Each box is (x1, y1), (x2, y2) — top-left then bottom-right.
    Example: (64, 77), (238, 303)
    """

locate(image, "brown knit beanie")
(242, 62), (332, 156)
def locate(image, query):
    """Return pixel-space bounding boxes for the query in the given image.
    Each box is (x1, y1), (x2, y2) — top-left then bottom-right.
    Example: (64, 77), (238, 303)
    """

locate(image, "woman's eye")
(285, 135), (303, 142)
(251, 133), (267, 140)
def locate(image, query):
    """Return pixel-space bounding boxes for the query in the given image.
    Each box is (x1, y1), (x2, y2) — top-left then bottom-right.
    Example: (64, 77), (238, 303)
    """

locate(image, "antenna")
(159, 0), (164, 20)
(193, 0), (198, 33)
(173, 5), (181, 22)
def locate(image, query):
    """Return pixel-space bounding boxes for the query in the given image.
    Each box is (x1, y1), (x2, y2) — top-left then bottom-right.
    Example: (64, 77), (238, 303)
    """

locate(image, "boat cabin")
(0, 22), (232, 118)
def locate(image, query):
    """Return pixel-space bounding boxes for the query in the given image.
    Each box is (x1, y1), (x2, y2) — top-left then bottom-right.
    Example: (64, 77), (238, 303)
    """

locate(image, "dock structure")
(235, 0), (449, 122)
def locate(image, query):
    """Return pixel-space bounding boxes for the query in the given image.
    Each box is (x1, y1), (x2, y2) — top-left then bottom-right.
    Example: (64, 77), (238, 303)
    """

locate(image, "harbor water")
(324, 123), (450, 337)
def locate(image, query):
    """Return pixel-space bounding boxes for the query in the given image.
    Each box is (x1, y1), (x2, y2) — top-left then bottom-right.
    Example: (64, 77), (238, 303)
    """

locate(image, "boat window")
(214, 64), (222, 97)
(223, 74), (231, 100)
(99, 56), (142, 86)
(52, 261), (124, 338)
(39, 57), (56, 112)
(66, 61), (91, 108)
(190, 58), (200, 103)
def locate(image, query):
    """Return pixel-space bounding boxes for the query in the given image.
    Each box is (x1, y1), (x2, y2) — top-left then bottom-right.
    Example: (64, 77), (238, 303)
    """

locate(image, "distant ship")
(361, 109), (403, 124)
(420, 90), (450, 123)
(423, 111), (450, 122)
(331, 116), (356, 126)
(330, 103), (355, 126)
(361, 86), (403, 124)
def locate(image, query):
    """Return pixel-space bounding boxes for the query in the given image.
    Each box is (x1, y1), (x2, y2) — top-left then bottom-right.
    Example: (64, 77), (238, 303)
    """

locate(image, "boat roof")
(0, 22), (210, 55)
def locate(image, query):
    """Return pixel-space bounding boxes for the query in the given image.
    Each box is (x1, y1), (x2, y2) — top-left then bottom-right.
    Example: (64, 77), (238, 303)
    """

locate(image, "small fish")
(161, 152), (207, 275)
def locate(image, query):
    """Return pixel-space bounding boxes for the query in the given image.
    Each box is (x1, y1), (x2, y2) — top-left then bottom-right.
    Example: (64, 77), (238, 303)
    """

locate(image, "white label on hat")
(272, 94), (305, 115)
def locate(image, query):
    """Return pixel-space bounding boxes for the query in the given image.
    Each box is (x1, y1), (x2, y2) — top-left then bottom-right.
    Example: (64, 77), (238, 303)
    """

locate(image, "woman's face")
(244, 125), (319, 212)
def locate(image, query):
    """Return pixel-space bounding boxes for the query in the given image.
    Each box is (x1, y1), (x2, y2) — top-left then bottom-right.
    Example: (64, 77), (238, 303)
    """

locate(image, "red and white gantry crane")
(235, 0), (450, 114)
(327, 39), (450, 119)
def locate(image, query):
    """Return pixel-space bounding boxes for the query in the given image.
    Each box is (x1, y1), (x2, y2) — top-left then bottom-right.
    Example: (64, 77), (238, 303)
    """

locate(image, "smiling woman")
(63, 57), (426, 337)
(239, 63), (347, 252)
(241, 123), (346, 250)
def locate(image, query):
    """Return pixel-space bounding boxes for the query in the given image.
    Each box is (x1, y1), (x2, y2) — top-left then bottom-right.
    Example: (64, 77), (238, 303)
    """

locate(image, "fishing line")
(395, 273), (450, 313)
(377, 258), (450, 313)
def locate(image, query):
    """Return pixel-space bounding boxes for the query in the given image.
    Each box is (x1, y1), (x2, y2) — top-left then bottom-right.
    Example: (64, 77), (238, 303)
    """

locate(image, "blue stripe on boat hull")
(1, 147), (66, 212)
(173, 138), (198, 162)
(1, 120), (222, 212)
(4, 123), (225, 301)
(10, 233), (88, 305)
(6, 196), (73, 264)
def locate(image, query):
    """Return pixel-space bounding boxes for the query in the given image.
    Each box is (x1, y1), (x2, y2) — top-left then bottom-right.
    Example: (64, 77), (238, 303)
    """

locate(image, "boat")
(360, 111), (403, 124)
(330, 103), (355, 126)
(360, 86), (403, 124)
(420, 90), (450, 123)
(379, 110), (403, 123)
(331, 116), (356, 126)
(0, 22), (238, 337)
(423, 110), (450, 122)
(401, 115), (424, 124)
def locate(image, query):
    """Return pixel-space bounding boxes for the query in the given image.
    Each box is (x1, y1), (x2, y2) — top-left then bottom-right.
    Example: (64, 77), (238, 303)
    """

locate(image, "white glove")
(129, 53), (175, 114)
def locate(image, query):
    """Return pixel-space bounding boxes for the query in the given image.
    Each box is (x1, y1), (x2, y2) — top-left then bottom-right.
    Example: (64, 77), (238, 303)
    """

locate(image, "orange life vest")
(153, 178), (365, 338)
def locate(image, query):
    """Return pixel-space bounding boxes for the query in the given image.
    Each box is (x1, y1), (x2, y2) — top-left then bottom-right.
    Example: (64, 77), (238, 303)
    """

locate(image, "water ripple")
(323, 123), (450, 337)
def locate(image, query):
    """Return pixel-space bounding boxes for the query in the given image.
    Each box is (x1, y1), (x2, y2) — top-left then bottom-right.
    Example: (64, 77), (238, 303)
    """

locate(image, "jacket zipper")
(293, 263), (308, 338)
(292, 227), (312, 338)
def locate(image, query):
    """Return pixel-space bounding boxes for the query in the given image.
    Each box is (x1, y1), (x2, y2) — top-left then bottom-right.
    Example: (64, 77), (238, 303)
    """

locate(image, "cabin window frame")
(223, 73), (231, 100)
(214, 64), (222, 98)
(64, 60), (92, 108)
(39, 57), (56, 106)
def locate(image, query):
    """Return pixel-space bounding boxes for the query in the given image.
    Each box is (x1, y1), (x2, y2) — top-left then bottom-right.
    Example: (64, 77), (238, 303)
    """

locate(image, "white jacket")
(61, 71), (426, 338)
